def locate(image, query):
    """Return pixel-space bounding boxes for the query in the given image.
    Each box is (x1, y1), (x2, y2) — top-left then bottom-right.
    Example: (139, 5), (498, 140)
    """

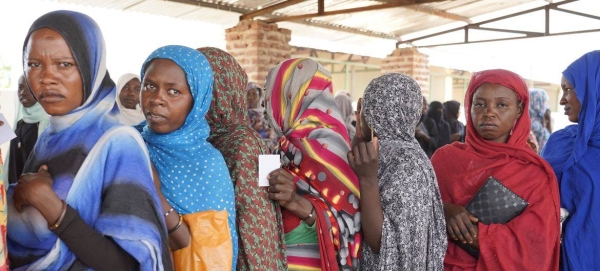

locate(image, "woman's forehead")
(473, 83), (519, 99)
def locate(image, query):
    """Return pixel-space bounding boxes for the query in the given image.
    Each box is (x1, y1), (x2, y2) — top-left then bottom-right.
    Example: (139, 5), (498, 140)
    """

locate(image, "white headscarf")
(115, 73), (145, 125)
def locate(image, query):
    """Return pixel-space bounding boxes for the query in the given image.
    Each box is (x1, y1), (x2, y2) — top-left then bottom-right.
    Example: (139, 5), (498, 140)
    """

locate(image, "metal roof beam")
(397, 0), (599, 47)
(265, 0), (448, 23)
(373, 1), (472, 23)
(167, 0), (249, 14)
(404, 5), (471, 23)
(239, 0), (306, 21)
(166, 0), (397, 39)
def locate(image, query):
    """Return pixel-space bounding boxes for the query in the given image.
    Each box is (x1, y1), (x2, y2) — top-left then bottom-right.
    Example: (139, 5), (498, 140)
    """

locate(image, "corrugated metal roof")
(56, 0), (576, 46)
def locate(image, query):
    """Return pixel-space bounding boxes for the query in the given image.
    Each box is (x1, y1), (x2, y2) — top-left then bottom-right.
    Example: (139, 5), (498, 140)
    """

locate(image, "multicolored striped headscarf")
(264, 58), (361, 271)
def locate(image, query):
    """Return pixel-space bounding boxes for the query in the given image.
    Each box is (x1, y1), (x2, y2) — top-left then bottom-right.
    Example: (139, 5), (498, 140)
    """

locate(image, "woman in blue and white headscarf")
(529, 88), (551, 151)
(8, 10), (172, 271)
(139, 45), (237, 270)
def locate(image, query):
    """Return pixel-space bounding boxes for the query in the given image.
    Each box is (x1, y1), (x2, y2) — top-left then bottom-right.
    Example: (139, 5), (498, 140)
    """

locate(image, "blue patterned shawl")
(7, 10), (171, 271)
(529, 88), (550, 151)
(140, 46), (237, 269)
(542, 51), (600, 270)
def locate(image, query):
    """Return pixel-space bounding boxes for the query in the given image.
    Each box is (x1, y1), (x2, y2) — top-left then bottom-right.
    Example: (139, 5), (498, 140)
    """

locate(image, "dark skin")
(347, 98), (384, 253)
(141, 58), (194, 250)
(444, 83), (523, 249)
(18, 75), (37, 108)
(267, 168), (316, 226)
(247, 88), (260, 109)
(560, 76), (582, 123)
(141, 59), (194, 134)
(13, 27), (85, 230)
(471, 84), (523, 144)
(24, 28), (83, 116)
(119, 78), (141, 110)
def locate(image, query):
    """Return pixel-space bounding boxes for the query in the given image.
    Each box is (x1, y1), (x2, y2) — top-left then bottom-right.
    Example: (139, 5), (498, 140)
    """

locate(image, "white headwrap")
(115, 73), (145, 125)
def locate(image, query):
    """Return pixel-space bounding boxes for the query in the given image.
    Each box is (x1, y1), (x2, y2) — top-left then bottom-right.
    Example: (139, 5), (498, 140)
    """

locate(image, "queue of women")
(0, 9), (598, 271)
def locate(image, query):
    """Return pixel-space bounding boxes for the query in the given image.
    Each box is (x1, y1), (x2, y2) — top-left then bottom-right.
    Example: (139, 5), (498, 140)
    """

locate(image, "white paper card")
(0, 113), (16, 145)
(259, 154), (280, 187)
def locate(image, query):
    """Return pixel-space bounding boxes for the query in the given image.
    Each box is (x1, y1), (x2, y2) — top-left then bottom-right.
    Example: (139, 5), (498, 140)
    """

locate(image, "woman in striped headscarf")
(264, 58), (361, 271)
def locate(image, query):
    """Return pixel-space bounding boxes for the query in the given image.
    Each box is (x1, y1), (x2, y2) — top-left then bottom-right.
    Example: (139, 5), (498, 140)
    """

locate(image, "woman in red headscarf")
(431, 69), (560, 271)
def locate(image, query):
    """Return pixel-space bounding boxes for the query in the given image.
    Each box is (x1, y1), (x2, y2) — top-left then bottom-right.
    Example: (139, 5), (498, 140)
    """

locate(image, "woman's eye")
(142, 84), (155, 91)
(167, 89), (180, 95)
(59, 62), (73, 67)
(474, 103), (484, 108)
(27, 62), (40, 68)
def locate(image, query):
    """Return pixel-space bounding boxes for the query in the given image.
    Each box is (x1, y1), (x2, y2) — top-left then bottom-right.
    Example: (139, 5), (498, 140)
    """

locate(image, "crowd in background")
(0, 9), (599, 271)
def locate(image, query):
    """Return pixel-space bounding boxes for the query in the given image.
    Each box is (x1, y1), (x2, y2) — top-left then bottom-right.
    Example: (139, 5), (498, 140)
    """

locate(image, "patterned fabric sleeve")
(0, 150), (7, 271)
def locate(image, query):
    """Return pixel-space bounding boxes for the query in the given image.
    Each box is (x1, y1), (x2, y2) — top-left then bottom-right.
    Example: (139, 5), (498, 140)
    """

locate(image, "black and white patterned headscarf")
(362, 73), (422, 142)
(359, 73), (447, 270)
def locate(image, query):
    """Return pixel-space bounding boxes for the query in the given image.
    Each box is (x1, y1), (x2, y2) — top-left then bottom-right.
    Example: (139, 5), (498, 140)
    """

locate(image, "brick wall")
(225, 20), (292, 86)
(381, 47), (430, 95)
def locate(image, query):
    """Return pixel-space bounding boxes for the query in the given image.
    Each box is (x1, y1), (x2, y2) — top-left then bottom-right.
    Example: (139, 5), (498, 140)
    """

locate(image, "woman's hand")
(348, 137), (379, 188)
(443, 203), (479, 244)
(267, 168), (317, 225)
(14, 165), (64, 226)
(14, 165), (55, 212)
(267, 168), (299, 209)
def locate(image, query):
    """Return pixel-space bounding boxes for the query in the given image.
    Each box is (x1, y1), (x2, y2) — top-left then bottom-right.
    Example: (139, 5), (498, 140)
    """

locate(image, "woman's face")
(24, 28), (83, 116)
(247, 88), (260, 109)
(119, 78), (141, 109)
(141, 59), (193, 134)
(560, 76), (581, 123)
(17, 76), (36, 108)
(471, 83), (523, 144)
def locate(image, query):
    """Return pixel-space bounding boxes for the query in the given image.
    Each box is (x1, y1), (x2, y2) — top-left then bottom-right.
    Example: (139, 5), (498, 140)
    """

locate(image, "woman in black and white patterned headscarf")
(348, 73), (447, 270)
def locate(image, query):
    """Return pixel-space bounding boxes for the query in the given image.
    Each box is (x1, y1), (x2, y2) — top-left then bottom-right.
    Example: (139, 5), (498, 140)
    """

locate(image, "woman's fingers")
(450, 218), (469, 243)
(466, 214), (479, 238)
(446, 222), (458, 241)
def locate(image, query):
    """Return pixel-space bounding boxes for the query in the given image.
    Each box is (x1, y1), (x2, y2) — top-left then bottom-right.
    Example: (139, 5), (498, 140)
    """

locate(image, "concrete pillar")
(225, 20), (292, 86)
(381, 47), (430, 95)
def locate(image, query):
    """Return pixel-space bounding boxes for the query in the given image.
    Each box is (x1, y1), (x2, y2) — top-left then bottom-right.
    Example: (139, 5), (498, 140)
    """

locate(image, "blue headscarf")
(541, 50), (600, 270)
(8, 10), (171, 271)
(140, 46), (237, 269)
(529, 88), (550, 151)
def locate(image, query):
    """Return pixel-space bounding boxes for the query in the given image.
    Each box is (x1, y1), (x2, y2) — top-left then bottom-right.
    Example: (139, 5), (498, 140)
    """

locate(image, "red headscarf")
(431, 69), (560, 271)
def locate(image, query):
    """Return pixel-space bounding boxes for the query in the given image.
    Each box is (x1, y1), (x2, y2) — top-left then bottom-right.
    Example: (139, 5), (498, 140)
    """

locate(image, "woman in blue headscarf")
(8, 10), (172, 271)
(542, 50), (600, 270)
(139, 45), (237, 270)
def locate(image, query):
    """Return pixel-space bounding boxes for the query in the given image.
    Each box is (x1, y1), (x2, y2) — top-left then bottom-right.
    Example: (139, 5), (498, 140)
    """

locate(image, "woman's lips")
(40, 93), (64, 103)
(146, 112), (166, 121)
(479, 123), (497, 129)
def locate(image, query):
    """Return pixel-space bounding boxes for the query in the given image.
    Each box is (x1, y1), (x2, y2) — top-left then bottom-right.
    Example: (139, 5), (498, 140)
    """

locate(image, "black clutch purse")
(455, 176), (529, 258)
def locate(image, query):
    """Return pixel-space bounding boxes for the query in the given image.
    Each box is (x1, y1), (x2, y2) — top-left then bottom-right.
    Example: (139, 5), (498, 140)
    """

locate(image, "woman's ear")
(516, 100), (524, 119)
